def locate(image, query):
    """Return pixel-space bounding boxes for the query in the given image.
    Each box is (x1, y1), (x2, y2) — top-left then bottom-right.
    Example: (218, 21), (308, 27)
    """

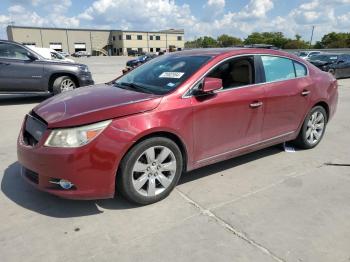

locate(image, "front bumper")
(78, 72), (94, 87)
(17, 122), (119, 200)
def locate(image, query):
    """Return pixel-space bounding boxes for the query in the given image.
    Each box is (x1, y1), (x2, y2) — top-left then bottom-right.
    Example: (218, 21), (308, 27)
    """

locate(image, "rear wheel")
(294, 106), (327, 149)
(117, 137), (183, 205)
(52, 76), (76, 95)
(328, 68), (336, 77)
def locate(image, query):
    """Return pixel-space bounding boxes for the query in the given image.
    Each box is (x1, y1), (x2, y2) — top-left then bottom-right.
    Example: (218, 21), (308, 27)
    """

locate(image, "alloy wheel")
(131, 146), (177, 197)
(306, 111), (325, 145)
(60, 79), (75, 92)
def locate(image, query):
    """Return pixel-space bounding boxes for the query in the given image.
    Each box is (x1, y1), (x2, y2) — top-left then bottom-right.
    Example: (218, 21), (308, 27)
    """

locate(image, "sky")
(0, 0), (350, 42)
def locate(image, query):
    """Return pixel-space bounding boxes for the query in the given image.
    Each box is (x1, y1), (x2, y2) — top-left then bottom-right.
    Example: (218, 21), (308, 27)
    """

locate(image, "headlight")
(78, 65), (90, 73)
(44, 120), (111, 148)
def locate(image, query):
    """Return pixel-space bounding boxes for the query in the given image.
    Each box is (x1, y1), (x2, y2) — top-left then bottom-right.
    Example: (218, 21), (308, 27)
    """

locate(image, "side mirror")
(202, 77), (222, 93)
(26, 52), (38, 61)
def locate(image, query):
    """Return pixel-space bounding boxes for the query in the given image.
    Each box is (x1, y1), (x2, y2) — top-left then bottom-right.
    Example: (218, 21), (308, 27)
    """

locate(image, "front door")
(0, 42), (44, 92)
(191, 56), (265, 163)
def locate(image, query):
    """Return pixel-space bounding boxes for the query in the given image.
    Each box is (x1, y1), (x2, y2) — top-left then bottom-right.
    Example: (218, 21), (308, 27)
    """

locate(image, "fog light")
(59, 179), (74, 189)
(50, 179), (74, 189)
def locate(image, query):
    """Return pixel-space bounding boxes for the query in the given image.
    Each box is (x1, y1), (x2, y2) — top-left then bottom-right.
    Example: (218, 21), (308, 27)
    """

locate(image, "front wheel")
(117, 137), (183, 205)
(52, 76), (76, 95)
(328, 68), (336, 77)
(294, 106), (327, 149)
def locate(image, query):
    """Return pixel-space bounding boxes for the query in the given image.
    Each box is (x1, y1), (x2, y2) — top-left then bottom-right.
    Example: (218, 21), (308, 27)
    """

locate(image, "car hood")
(33, 84), (162, 128)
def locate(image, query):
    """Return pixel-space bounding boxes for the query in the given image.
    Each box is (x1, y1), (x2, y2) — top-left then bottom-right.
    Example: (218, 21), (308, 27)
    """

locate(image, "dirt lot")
(0, 58), (349, 262)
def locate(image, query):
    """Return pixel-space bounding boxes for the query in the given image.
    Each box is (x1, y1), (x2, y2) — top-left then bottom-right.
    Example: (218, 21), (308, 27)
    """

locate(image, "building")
(6, 26), (184, 56)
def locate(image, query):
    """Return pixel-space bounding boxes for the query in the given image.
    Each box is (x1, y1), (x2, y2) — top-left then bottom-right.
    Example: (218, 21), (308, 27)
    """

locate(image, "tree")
(201, 36), (218, 48)
(184, 31), (350, 49)
(284, 34), (309, 49)
(284, 40), (309, 49)
(243, 32), (289, 48)
(184, 36), (218, 48)
(318, 32), (350, 48)
(217, 34), (243, 47)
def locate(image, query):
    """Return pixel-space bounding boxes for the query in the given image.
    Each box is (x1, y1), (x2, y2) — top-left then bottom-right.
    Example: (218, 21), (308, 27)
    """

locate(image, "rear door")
(0, 42), (44, 92)
(259, 55), (311, 140)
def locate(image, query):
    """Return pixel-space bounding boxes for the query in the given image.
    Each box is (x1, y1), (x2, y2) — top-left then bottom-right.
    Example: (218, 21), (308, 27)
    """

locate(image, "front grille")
(23, 113), (47, 146)
(24, 168), (39, 184)
(23, 130), (38, 146)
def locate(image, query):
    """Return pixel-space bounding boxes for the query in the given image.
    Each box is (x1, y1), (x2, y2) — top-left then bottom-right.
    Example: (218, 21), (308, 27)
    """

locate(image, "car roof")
(313, 53), (341, 56)
(169, 48), (295, 59)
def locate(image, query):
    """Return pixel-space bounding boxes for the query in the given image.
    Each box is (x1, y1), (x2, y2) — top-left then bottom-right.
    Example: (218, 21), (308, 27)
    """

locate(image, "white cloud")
(8, 5), (26, 13)
(206, 0), (225, 8)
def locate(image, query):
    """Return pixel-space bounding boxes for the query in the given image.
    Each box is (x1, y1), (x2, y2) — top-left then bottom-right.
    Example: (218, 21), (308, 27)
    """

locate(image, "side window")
(207, 56), (255, 89)
(0, 43), (30, 60)
(261, 56), (295, 82)
(294, 61), (307, 77)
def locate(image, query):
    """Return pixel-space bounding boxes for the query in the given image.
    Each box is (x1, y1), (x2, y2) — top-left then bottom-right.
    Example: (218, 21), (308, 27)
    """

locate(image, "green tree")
(201, 36), (218, 47)
(185, 36), (218, 48)
(244, 32), (288, 48)
(217, 34), (243, 47)
(284, 34), (309, 49)
(319, 32), (350, 48)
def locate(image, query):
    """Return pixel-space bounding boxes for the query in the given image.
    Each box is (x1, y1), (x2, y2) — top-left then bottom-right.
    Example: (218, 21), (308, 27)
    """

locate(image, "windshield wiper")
(115, 82), (154, 94)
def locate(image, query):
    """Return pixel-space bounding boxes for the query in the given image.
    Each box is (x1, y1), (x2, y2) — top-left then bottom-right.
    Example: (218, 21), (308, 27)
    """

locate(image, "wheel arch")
(48, 73), (79, 92)
(118, 131), (189, 175)
(313, 101), (329, 121)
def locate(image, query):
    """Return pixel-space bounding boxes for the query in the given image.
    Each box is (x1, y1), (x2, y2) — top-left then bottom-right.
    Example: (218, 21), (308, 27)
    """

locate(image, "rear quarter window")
(294, 61), (307, 77)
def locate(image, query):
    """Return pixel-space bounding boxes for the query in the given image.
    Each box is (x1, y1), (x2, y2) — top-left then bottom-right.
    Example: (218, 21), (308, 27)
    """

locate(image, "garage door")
(74, 43), (86, 52)
(49, 43), (62, 51)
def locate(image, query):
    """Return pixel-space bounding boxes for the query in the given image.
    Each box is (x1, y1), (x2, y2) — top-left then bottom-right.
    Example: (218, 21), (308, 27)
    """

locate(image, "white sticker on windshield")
(159, 72), (185, 79)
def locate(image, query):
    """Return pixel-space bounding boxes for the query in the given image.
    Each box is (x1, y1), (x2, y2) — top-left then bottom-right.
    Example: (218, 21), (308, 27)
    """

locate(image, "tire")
(117, 137), (183, 205)
(328, 68), (336, 78)
(294, 106), (327, 149)
(52, 76), (76, 95)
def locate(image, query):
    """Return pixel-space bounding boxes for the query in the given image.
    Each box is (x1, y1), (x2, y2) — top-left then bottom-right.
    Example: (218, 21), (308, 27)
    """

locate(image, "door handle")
(301, 90), (311, 96)
(250, 101), (263, 108)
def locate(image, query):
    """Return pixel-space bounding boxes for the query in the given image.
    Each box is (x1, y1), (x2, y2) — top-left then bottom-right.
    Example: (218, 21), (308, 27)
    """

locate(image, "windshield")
(309, 54), (338, 62)
(115, 54), (212, 95)
(51, 51), (65, 60)
(137, 55), (147, 60)
(299, 52), (308, 57)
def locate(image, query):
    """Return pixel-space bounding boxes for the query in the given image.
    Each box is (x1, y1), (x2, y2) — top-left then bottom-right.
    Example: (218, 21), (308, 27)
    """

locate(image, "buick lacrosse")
(17, 48), (338, 204)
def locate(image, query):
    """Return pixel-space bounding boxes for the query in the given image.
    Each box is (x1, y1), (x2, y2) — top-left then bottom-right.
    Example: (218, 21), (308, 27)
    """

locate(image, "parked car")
(72, 51), (91, 57)
(17, 48), (338, 205)
(127, 50), (139, 56)
(57, 51), (70, 57)
(28, 47), (75, 63)
(0, 40), (94, 95)
(298, 51), (322, 60)
(308, 53), (350, 78)
(126, 54), (156, 68)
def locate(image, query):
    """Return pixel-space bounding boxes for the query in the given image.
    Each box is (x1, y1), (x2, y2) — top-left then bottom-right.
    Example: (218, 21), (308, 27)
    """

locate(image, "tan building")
(7, 26), (184, 56)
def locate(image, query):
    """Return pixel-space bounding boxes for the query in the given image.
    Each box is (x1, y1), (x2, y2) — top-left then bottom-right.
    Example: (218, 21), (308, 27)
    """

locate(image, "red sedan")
(17, 48), (338, 204)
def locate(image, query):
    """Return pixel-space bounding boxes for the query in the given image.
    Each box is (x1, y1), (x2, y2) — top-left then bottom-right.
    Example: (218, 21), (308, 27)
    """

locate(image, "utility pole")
(309, 25), (315, 48)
